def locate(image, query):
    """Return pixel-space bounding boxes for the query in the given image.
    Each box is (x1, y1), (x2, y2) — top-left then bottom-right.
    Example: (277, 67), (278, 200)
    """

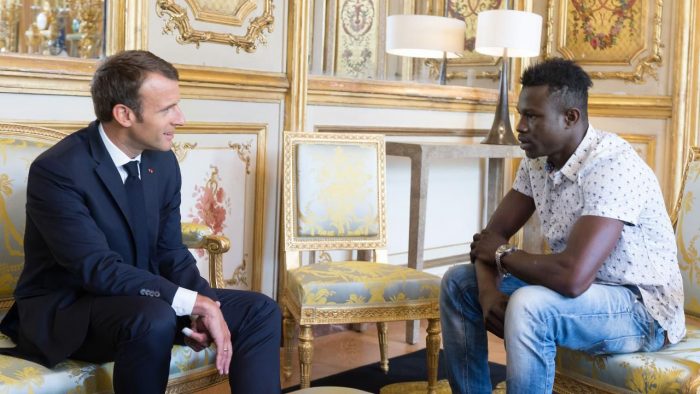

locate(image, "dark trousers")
(70, 289), (282, 394)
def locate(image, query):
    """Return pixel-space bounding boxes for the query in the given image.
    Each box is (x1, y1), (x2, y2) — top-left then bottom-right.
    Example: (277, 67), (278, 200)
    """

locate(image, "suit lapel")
(88, 123), (132, 228)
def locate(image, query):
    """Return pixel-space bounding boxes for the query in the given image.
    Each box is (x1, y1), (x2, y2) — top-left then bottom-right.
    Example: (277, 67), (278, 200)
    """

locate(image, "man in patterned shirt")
(440, 58), (685, 393)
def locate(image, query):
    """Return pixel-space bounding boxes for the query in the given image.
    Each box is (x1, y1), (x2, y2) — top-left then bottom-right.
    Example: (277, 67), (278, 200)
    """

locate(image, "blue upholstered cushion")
(287, 261), (440, 306)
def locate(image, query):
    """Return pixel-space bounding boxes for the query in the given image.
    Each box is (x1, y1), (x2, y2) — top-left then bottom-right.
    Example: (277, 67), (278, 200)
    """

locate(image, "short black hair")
(91, 50), (179, 122)
(521, 58), (593, 118)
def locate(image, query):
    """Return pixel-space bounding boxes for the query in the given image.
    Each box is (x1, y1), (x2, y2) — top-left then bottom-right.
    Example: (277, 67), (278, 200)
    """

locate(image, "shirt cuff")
(172, 287), (197, 316)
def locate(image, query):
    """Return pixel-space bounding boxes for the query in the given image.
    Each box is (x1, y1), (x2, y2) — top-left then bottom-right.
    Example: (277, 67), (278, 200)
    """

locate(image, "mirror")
(0, 0), (106, 59)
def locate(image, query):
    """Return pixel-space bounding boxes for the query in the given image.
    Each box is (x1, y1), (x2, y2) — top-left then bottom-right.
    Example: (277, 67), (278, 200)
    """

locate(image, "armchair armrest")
(181, 222), (230, 289)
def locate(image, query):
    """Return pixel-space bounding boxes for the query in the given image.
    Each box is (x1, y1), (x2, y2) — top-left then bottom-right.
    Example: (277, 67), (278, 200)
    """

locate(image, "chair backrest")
(0, 123), (70, 309)
(283, 132), (386, 258)
(673, 147), (700, 317)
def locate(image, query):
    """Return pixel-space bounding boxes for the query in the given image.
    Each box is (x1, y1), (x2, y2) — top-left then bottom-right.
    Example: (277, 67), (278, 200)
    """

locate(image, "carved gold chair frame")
(280, 132), (442, 391)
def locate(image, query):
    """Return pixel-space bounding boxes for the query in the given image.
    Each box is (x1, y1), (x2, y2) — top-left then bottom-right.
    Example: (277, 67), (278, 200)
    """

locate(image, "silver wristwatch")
(495, 243), (517, 277)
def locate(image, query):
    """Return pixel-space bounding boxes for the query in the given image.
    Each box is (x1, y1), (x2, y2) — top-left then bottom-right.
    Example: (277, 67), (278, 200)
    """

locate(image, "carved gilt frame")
(184, 0), (257, 26)
(544, 0), (664, 83)
(173, 122), (268, 292)
(156, 0), (275, 53)
(283, 132), (387, 252)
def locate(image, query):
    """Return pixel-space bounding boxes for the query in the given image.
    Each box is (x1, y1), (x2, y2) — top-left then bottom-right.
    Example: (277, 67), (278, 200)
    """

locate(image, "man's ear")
(564, 108), (581, 127)
(112, 104), (134, 128)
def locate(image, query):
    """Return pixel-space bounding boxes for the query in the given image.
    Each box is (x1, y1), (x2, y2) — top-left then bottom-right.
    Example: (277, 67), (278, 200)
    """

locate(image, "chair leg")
(282, 306), (295, 379)
(426, 318), (441, 394)
(376, 322), (389, 374)
(299, 324), (314, 388)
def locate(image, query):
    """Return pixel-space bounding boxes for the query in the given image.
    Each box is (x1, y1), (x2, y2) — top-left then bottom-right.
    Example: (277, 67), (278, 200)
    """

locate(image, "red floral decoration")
(189, 167), (230, 257)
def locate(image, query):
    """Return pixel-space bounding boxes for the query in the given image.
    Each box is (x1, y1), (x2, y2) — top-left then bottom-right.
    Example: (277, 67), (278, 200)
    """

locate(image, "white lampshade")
(475, 10), (542, 57)
(386, 15), (466, 59)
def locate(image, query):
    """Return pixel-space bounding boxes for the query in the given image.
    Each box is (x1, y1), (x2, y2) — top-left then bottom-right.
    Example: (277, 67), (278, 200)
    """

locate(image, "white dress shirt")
(99, 124), (197, 316)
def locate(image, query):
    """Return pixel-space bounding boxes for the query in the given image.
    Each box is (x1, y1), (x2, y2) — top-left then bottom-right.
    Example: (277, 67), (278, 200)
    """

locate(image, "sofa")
(553, 147), (700, 393)
(0, 122), (230, 393)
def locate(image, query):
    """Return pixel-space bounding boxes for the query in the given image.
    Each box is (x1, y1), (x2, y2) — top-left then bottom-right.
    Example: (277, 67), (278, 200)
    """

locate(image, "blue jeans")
(439, 263), (666, 394)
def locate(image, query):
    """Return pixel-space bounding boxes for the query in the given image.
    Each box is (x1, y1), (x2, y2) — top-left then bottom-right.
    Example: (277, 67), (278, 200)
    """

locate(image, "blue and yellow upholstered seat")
(554, 147), (700, 393)
(0, 122), (230, 393)
(279, 132), (442, 392)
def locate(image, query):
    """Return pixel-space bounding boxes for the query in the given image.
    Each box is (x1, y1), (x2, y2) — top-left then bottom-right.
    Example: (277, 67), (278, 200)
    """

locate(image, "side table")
(386, 142), (525, 343)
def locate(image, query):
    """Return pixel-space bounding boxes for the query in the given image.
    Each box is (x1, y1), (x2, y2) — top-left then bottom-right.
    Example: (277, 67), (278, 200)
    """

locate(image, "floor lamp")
(386, 14), (466, 84)
(475, 9), (542, 145)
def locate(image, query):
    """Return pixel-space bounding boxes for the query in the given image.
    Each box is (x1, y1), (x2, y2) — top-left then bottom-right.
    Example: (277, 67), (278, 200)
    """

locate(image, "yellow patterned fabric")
(295, 143), (379, 238)
(181, 222), (213, 248)
(0, 333), (217, 393)
(677, 161), (700, 317)
(556, 320), (700, 392)
(288, 261), (440, 306)
(0, 138), (53, 300)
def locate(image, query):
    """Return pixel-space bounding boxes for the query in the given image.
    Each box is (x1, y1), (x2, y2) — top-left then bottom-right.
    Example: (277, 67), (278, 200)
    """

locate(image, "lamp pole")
(482, 49), (518, 144)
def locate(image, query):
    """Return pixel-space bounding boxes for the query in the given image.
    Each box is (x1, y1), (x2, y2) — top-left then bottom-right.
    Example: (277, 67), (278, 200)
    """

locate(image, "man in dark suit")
(0, 50), (281, 394)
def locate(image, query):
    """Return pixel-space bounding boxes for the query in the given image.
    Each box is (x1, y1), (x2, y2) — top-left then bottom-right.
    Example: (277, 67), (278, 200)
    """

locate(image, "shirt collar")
(551, 124), (598, 182)
(98, 122), (141, 168)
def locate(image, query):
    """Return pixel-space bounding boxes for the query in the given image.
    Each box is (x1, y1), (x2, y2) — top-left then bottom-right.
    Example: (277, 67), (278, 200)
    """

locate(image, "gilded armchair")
(0, 122), (230, 393)
(554, 147), (700, 393)
(280, 132), (442, 392)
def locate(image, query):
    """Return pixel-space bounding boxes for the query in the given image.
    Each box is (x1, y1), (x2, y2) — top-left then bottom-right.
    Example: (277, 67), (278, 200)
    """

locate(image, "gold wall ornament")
(545, 0), (664, 83)
(228, 140), (252, 174)
(184, 0), (256, 26)
(155, 0), (275, 53)
(172, 141), (198, 162)
(225, 254), (248, 286)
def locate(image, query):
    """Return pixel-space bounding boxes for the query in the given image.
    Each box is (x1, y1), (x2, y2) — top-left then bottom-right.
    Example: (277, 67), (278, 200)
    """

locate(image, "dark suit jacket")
(0, 121), (216, 367)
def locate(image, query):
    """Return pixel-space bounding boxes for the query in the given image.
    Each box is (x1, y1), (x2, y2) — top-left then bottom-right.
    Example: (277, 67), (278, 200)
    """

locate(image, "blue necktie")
(123, 161), (150, 269)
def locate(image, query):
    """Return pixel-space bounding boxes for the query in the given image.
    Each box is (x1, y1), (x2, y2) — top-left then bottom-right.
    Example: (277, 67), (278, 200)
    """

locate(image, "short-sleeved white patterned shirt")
(513, 125), (685, 344)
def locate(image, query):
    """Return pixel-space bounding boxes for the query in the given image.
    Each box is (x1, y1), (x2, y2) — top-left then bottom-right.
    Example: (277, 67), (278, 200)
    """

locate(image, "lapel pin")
(148, 168), (155, 174)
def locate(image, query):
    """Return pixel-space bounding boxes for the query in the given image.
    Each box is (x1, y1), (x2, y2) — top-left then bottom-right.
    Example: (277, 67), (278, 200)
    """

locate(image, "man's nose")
(516, 116), (527, 133)
(173, 105), (186, 126)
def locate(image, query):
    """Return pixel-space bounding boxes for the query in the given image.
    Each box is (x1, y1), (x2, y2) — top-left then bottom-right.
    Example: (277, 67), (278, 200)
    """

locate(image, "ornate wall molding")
(315, 125), (487, 138)
(172, 142), (198, 162)
(307, 76), (672, 118)
(184, 0), (256, 26)
(0, 57), (287, 100)
(545, 0), (664, 83)
(156, 0), (274, 53)
(175, 122), (267, 292)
